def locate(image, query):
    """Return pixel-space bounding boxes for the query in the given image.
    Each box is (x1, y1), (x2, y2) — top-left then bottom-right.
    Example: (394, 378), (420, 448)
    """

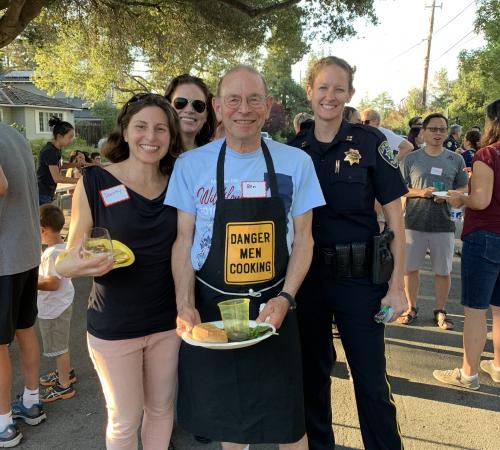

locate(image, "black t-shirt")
(83, 166), (177, 340)
(37, 142), (62, 197)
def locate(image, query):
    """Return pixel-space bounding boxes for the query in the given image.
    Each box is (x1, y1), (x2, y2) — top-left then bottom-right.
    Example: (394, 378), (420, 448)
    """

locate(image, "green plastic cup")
(217, 298), (250, 342)
(432, 181), (445, 191)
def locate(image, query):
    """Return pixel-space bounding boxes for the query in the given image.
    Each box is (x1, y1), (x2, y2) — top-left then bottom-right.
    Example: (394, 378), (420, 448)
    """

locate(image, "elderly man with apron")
(165, 65), (325, 449)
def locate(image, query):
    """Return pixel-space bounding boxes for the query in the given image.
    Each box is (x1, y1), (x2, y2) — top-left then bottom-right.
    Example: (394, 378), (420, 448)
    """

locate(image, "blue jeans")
(39, 194), (54, 205)
(461, 230), (500, 309)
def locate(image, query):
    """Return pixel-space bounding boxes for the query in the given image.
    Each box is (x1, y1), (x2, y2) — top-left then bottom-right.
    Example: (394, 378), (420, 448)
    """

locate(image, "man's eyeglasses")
(425, 127), (448, 133)
(172, 97), (207, 114)
(223, 94), (268, 110)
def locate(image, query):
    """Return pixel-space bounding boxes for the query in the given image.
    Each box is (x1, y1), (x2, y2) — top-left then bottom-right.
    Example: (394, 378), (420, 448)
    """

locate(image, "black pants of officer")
(297, 262), (403, 450)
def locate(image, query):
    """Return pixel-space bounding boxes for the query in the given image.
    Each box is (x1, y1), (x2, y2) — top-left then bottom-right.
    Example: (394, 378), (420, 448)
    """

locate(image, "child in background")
(37, 204), (76, 402)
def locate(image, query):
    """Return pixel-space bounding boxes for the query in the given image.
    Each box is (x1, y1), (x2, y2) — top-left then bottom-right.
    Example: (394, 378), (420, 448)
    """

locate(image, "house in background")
(0, 71), (102, 145)
(0, 82), (79, 140)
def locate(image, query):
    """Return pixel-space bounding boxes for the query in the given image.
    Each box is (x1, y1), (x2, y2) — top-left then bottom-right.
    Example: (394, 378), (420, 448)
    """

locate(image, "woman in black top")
(56, 94), (184, 450)
(37, 117), (78, 205)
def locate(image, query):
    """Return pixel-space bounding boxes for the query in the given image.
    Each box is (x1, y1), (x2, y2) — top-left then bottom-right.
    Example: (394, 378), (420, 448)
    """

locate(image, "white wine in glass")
(82, 227), (113, 259)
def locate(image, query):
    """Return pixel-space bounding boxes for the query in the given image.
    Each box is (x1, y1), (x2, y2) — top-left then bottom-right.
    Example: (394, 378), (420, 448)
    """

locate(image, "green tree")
(447, 0), (500, 130)
(357, 91), (395, 121)
(262, 10), (309, 139)
(92, 101), (118, 136)
(429, 69), (454, 112)
(2, 1), (377, 103)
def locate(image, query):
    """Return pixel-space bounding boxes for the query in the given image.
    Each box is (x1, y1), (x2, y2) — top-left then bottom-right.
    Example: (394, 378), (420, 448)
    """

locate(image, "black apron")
(177, 140), (305, 444)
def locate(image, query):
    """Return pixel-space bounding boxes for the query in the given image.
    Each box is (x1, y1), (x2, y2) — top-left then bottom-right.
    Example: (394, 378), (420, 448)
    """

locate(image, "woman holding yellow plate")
(56, 93), (183, 450)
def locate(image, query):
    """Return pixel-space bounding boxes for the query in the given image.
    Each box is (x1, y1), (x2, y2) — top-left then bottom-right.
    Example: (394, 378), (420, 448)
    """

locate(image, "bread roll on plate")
(192, 323), (228, 343)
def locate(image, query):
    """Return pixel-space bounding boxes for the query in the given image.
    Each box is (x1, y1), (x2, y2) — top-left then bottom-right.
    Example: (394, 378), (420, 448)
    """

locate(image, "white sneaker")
(433, 368), (479, 390)
(480, 360), (500, 383)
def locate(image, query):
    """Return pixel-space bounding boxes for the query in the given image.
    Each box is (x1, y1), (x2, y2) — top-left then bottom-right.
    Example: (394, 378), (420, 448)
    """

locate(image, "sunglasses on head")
(123, 93), (168, 112)
(172, 97), (207, 113)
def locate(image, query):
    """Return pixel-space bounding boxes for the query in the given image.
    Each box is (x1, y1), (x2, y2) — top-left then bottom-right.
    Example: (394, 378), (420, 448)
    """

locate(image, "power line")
(386, 39), (427, 63)
(433, 30), (475, 61)
(385, 0), (476, 64)
(433, 0), (475, 35)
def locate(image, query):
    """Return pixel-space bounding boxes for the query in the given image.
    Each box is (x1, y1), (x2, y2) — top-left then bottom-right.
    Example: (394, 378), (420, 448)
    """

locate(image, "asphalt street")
(10, 253), (500, 450)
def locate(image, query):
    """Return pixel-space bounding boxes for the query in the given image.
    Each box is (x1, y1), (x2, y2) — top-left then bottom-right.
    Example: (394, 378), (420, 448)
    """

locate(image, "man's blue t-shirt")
(165, 138), (325, 270)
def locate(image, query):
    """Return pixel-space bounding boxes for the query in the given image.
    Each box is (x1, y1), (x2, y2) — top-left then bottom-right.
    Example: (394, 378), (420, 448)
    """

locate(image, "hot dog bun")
(192, 323), (228, 343)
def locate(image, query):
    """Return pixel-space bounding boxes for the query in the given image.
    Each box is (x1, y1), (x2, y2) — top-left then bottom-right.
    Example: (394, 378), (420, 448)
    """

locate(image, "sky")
(292, 0), (485, 107)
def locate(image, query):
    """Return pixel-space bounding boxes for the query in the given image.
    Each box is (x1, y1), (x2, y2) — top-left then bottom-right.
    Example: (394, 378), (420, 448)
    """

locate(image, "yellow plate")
(55, 240), (135, 270)
(111, 240), (135, 269)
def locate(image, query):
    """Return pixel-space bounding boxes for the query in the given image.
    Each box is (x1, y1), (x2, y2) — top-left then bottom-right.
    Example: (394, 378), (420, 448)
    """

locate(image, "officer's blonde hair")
(307, 56), (356, 92)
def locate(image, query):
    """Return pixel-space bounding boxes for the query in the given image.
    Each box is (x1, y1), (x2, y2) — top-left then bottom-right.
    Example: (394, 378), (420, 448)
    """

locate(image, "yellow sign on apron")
(224, 221), (275, 285)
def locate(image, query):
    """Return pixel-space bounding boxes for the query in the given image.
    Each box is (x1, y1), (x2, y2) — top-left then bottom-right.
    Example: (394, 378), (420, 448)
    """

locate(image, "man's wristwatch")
(278, 291), (297, 311)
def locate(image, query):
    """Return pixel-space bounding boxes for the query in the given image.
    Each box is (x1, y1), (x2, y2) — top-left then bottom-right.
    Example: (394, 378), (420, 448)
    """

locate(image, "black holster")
(372, 227), (395, 284)
(316, 242), (371, 279)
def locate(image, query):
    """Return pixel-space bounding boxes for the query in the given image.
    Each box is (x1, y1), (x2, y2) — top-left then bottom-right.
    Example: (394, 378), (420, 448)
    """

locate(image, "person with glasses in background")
(399, 113), (468, 328)
(166, 65), (325, 450)
(433, 99), (500, 390)
(55, 93), (184, 450)
(165, 74), (217, 150)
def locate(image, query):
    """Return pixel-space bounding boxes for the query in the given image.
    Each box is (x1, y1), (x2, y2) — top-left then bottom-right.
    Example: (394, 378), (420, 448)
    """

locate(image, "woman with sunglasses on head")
(433, 99), (500, 390)
(165, 74), (217, 150)
(55, 93), (184, 450)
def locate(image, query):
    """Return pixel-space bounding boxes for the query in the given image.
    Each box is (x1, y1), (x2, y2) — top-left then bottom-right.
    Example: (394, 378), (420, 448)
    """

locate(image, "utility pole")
(422, 0), (441, 107)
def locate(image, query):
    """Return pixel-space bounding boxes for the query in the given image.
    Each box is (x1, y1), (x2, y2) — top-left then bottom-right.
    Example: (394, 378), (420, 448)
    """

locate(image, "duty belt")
(313, 242), (372, 278)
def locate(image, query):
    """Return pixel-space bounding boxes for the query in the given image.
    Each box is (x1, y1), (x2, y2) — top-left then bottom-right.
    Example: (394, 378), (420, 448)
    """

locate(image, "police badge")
(378, 141), (399, 168)
(344, 149), (362, 166)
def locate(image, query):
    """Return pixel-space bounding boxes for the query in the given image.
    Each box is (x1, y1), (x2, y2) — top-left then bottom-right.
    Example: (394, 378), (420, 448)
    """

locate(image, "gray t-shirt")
(401, 147), (468, 232)
(0, 123), (41, 275)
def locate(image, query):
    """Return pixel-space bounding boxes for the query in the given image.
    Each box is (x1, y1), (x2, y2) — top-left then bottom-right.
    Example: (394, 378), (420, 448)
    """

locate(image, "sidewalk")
(10, 252), (500, 449)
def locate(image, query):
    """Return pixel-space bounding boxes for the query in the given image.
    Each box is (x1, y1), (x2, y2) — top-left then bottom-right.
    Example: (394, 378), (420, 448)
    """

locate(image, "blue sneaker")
(0, 424), (22, 448)
(11, 396), (47, 426)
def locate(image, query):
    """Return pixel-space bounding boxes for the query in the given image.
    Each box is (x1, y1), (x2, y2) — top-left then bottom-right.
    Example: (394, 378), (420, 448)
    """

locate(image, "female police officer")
(288, 56), (408, 450)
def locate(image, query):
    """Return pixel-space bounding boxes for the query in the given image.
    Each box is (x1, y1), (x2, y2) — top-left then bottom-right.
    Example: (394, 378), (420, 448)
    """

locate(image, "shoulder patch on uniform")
(446, 141), (452, 148)
(378, 141), (399, 168)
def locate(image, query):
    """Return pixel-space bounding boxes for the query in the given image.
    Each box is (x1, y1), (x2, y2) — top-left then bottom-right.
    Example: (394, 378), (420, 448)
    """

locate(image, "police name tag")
(430, 167), (443, 176)
(241, 181), (267, 198)
(224, 221), (275, 285)
(99, 184), (130, 206)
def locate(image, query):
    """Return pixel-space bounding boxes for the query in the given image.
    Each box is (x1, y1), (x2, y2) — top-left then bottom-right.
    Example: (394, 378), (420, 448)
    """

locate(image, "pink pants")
(87, 330), (180, 450)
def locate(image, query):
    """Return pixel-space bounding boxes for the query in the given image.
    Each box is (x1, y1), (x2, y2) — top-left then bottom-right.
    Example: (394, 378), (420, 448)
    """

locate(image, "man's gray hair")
(450, 124), (462, 135)
(216, 64), (268, 97)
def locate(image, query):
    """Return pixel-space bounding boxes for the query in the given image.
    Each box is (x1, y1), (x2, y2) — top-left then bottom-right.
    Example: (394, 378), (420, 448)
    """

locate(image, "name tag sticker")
(241, 181), (267, 198)
(430, 167), (443, 176)
(225, 221), (275, 285)
(99, 184), (130, 207)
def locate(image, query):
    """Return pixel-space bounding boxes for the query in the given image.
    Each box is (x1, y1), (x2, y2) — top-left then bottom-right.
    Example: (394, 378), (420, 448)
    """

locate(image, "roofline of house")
(0, 104), (81, 111)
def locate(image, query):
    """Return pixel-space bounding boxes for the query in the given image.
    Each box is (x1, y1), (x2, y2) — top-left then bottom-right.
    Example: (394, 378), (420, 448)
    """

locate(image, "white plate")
(182, 320), (276, 350)
(432, 191), (468, 199)
(432, 191), (450, 198)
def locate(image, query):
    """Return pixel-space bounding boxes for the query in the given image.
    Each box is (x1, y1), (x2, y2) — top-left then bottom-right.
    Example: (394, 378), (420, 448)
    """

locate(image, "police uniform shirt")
(288, 120), (408, 247)
(443, 135), (460, 152)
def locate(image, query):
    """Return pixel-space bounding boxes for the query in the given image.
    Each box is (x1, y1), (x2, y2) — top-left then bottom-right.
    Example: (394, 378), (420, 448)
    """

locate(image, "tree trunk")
(0, 0), (48, 49)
